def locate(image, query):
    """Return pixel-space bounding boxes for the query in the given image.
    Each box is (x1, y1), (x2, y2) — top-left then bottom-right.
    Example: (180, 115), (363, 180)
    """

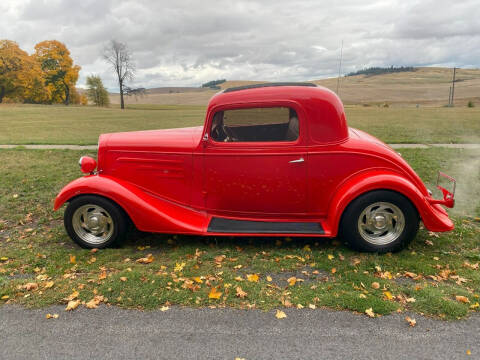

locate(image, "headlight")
(79, 156), (97, 174)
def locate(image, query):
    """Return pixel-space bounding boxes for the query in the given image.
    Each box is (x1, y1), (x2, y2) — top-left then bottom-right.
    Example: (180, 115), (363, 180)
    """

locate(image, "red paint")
(79, 156), (97, 174)
(54, 85), (455, 236)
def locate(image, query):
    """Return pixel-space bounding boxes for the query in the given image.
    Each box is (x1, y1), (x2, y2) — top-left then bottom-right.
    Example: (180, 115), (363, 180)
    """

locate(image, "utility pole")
(336, 40), (344, 96)
(450, 67), (456, 106)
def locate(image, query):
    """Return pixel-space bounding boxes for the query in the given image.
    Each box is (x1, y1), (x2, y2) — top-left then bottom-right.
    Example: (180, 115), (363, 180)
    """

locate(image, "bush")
(467, 101), (475, 108)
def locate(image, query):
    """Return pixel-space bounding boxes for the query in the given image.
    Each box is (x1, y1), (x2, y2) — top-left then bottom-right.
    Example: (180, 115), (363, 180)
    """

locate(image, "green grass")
(0, 148), (479, 318)
(0, 104), (479, 145)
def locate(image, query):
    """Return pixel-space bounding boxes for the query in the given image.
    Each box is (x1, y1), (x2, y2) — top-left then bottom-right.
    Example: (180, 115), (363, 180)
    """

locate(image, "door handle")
(289, 157), (304, 163)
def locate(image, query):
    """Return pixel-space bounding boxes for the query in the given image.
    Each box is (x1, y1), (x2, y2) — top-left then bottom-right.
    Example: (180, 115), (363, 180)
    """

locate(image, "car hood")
(100, 126), (204, 152)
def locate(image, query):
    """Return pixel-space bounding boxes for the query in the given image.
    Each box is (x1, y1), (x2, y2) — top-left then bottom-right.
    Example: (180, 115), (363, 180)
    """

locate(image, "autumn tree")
(86, 75), (110, 107)
(33, 40), (80, 105)
(103, 40), (135, 109)
(0, 40), (42, 103)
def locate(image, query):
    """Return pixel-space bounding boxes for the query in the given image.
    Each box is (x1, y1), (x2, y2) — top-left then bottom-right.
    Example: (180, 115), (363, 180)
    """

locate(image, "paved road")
(1, 143), (480, 150)
(0, 305), (478, 360)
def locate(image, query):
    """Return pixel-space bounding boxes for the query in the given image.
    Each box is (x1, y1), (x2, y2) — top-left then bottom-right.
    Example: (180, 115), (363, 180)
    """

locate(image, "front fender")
(54, 175), (208, 234)
(326, 170), (454, 236)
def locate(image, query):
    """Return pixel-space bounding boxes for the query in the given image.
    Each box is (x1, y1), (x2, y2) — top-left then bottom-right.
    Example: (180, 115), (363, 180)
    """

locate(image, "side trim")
(208, 217), (324, 234)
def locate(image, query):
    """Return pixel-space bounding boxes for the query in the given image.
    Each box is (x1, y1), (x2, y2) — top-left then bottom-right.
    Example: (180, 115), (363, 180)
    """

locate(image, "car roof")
(223, 82), (317, 93)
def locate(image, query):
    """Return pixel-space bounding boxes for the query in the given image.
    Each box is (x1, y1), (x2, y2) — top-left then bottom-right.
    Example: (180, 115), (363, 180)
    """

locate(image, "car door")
(203, 105), (308, 215)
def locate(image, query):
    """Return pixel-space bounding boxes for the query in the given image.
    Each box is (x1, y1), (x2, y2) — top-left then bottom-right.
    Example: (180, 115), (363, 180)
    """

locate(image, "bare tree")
(103, 40), (135, 109)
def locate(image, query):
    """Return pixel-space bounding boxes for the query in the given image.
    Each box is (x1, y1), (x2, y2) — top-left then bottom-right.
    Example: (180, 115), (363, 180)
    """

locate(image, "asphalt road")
(0, 306), (478, 360)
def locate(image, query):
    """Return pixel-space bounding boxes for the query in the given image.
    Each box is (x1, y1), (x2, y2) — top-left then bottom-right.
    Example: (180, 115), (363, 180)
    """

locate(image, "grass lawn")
(0, 104), (479, 145)
(0, 148), (479, 319)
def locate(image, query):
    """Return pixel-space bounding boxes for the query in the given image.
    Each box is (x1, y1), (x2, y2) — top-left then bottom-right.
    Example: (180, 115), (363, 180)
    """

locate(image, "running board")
(207, 217), (324, 234)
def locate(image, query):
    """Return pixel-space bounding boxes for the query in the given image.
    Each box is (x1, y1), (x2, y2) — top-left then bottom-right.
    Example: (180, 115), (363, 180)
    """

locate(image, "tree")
(0, 40), (37, 103)
(103, 40), (135, 109)
(33, 40), (80, 105)
(86, 75), (110, 107)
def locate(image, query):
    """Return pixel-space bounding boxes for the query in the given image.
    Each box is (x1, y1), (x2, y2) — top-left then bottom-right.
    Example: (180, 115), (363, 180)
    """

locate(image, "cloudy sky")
(1, 0), (479, 90)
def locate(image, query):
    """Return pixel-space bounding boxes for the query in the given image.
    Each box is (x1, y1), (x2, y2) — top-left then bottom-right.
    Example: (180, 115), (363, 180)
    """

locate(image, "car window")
(210, 107), (299, 142)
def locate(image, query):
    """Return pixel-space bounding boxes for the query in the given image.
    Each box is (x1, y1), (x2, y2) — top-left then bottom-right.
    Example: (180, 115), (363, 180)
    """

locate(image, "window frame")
(206, 101), (304, 147)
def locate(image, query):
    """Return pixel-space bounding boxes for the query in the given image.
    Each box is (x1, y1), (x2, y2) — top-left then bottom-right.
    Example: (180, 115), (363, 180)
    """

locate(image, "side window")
(210, 107), (299, 142)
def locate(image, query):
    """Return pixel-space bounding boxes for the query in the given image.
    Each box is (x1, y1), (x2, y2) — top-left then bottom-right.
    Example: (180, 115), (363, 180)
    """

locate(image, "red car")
(54, 83), (455, 252)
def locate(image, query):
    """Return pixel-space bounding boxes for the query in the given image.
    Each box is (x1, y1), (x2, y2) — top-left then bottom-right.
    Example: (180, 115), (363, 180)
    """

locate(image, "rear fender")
(54, 175), (208, 234)
(326, 170), (454, 236)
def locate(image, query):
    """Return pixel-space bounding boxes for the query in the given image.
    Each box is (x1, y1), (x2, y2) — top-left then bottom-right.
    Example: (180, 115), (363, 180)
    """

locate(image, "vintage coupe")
(54, 83), (456, 252)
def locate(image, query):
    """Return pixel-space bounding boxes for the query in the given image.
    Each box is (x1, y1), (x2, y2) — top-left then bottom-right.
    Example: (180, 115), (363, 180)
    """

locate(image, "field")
(0, 148), (479, 318)
(1, 104), (480, 144)
(110, 67), (480, 106)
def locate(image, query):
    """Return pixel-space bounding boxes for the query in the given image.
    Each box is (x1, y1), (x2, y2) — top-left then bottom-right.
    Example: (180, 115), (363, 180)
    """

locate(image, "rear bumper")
(421, 200), (454, 232)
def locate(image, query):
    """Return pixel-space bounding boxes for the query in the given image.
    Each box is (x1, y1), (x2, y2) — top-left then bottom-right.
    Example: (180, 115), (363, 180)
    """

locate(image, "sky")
(1, 0), (479, 91)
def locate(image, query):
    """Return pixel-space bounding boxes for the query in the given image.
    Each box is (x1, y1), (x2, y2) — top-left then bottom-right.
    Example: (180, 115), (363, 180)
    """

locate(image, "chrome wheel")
(72, 204), (114, 245)
(357, 202), (405, 246)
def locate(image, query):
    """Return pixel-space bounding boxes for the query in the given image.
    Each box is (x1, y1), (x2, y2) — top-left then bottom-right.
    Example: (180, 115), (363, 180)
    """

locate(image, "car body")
(55, 83), (455, 252)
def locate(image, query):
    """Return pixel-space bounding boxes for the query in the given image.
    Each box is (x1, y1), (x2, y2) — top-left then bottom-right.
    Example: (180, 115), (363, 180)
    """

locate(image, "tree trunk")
(119, 80), (125, 109)
(0, 86), (5, 103)
(64, 83), (70, 105)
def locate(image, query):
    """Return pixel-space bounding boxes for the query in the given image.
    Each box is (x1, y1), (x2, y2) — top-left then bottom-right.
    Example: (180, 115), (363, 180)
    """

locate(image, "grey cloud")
(0, 0), (478, 90)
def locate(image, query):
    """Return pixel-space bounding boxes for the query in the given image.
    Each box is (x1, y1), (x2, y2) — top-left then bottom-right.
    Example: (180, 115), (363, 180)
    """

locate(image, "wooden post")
(451, 67), (456, 106)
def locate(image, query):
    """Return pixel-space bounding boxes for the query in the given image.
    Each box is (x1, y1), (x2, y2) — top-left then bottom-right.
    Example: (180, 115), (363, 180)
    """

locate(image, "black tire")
(339, 190), (419, 253)
(64, 195), (128, 249)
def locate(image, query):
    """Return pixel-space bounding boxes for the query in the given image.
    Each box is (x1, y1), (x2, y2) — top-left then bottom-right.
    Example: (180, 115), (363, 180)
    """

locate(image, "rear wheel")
(340, 190), (419, 253)
(64, 195), (128, 249)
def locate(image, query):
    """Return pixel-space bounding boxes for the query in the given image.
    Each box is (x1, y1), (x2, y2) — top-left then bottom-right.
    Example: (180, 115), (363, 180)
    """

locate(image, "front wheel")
(340, 190), (419, 253)
(64, 195), (128, 249)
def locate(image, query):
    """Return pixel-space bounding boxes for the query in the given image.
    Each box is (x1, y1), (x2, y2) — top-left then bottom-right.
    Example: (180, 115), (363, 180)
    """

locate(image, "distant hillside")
(346, 66), (416, 77)
(109, 67), (480, 106)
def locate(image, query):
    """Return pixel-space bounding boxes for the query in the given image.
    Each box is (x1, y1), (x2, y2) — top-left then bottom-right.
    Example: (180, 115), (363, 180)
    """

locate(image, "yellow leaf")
(303, 244), (311, 252)
(456, 295), (470, 303)
(208, 287), (222, 300)
(46, 313), (59, 319)
(359, 294), (367, 299)
(384, 291), (394, 300)
(287, 277), (297, 286)
(308, 304), (316, 309)
(266, 276), (272, 282)
(69, 255), (76, 264)
(98, 271), (107, 280)
(193, 277), (203, 284)
(234, 276), (244, 282)
(136, 253), (154, 264)
(120, 277), (127, 282)
(1, 295), (10, 300)
(365, 308), (375, 318)
(65, 290), (79, 301)
(406, 297), (416, 303)
(85, 298), (99, 309)
(0, 257), (8, 261)
(297, 304), (304, 309)
(246, 274), (259, 282)
(160, 306), (170, 312)
(470, 302), (479, 309)
(331, 267), (337, 274)
(327, 254), (334, 260)
(65, 300), (80, 311)
(275, 310), (287, 319)
(405, 316), (416, 327)
(174, 262), (186, 272)
(44, 281), (55, 289)
(371, 282), (380, 289)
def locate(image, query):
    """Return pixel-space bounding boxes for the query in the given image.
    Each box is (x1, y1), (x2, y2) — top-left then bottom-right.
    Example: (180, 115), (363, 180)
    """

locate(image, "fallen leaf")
(120, 277), (127, 282)
(359, 294), (367, 299)
(303, 244), (311, 252)
(365, 308), (375, 318)
(65, 290), (79, 301)
(236, 286), (248, 298)
(404, 272), (417, 279)
(1, 295), (10, 300)
(327, 254), (334, 260)
(65, 300), (80, 311)
(384, 291), (394, 300)
(287, 277), (297, 286)
(160, 306), (170, 312)
(43, 281), (55, 289)
(85, 299), (99, 309)
(275, 310), (287, 319)
(456, 295), (470, 303)
(46, 313), (59, 319)
(266, 276), (272, 282)
(246, 274), (259, 282)
(0, 257), (8, 261)
(98, 271), (107, 280)
(22, 282), (38, 291)
(331, 267), (337, 274)
(405, 316), (416, 327)
(69, 255), (76, 264)
(308, 304), (316, 309)
(371, 282), (380, 289)
(297, 304), (304, 309)
(193, 277), (203, 284)
(136, 253), (154, 264)
(469, 302), (479, 309)
(406, 297), (416, 303)
(234, 276), (244, 282)
(208, 287), (222, 299)
(174, 262), (186, 272)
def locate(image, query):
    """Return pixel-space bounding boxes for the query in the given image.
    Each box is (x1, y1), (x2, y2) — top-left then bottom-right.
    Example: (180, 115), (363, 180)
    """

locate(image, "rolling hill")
(109, 67), (480, 106)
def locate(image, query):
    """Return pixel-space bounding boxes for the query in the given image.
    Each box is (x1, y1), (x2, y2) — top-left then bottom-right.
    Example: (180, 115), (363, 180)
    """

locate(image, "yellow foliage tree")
(33, 40), (80, 105)
(0, 40), (45, 103)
